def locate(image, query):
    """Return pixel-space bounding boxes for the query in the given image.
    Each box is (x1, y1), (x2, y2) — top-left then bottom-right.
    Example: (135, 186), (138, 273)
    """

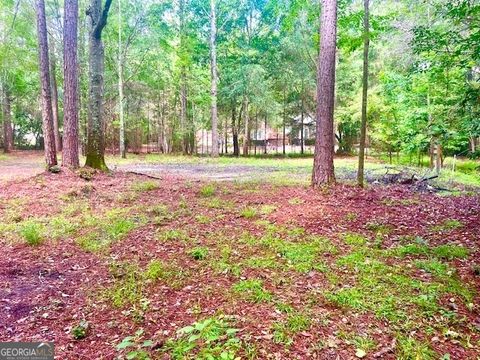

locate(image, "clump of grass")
(105, 263), (144, 308)
(272, 311), (311, 346)
(260, 205), (276, 215)
(199, 184), (216, 197)
(189, 246), (208, 260)
(342, 232), (368, 247)
(232, 279), (272, 303)
(365, 221), (392, 235)
(195, 214), (211, 224)
(144, 260), (166, 280)
(288, 198), (304, 205)
(240, 207), (257, 219)
(396, 336), (436, 360)
(430, 219), (463, 232)
(159, 229), (190, 242)
(131, 181), (159, 192)
(432, 244), (469, 260)
(20, 220), (45, 246)
(394, 244), (429, 258)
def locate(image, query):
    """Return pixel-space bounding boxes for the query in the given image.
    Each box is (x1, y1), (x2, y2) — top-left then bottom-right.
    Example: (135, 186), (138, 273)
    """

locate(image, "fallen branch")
(126, 171), (162, 180)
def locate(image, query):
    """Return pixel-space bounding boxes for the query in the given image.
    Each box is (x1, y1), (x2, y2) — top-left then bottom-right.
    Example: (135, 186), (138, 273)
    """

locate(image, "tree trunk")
(209, 0), (219, 157)
(36, 0), (58, 168)
(470, 137), (476, 153)
(2, 86), (13, 153)
(435, 143), (442, 174)
(118, 0), (126, 158)
(85, 0), (112, 170)
(300, 94), (304, 155)
(312, 0), (337, 187)
(242, 97), (249, 156)
(63, 0), (80, 168)
(357, 0), (369, 187)
(232, 104), (239, 156)
(283, 87), (286, 155)
(50, 39), (62, 152)
(264, 115), (267, 155)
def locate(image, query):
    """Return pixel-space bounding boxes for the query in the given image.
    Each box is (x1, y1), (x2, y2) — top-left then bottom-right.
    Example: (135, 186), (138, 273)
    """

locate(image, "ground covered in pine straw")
(0, 170), (479, 359)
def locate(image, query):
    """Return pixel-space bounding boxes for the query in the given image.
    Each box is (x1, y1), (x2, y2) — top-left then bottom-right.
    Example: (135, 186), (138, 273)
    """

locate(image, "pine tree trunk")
(312, 0), (337, 187)
(63, 0), (80, 168)
(357, 0), (369, 187)
(85, 0), (112, 170)
(2, 86), (13, 153)
(232, 104), (239, 156)
(242, 97), (249, 156)
(35, 0), (58, 168)
(50, 39), (62, 152)
(210, 0), (219, 157)
(118, 0), (126, 158)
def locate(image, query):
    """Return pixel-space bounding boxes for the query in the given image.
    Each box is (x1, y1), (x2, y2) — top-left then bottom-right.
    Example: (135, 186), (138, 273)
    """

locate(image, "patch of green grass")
(288, 198), (304, 205)
(189, 246), (209, 260)
(164, 316), (242, 359)
(430, 219), (463, 232)
(272, 312), (311, 346)
(195, 214), (212, 224)
(259, 204), (276, 215)
(396, 336), (436, 360)
(144, 260), (166, 281)
(159, 229), (190, 242)
(131, 180), (159, 192)
(232, 279), (272, 303)
(393, 244), (430, 258)
(105, 263), (144, 308)
(365, 221), (392, 235)
(244, 255), (279, 269)
(199, 184), (216, 197)
(342, 232), (368, 247)
(416, 259), (450, 277)
(20, 220), (45, 246)
(240, 207), (257, 219)
(432, 244), (469, 260)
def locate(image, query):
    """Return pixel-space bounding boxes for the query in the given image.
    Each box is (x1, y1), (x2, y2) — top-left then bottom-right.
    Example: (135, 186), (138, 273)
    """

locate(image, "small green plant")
(20, 220), (45, 246)
(260, 204), (276, 215)
(105, 263), (144, 308)
(116, 329), (153, 360)
(164, 316), (241, 359)
(232, 279), (272, 303)
(159, 229), (190, 242)
(396, 336), (436, 360)
(345, 212), (358, 221)
(240, 207), (257, 219)
(144, 260), (166, 280)
(195, 214), (211, 224)
(342, 232), (368, 247)
(432, 244), (469, 260)
(72, 320), (89, 340)
(189, 246), (209, 260)
(132, 181), (159, 192)
(430, 219), (463, 232)
(199, 184), (216, 197)
(272, 312), (311, 346)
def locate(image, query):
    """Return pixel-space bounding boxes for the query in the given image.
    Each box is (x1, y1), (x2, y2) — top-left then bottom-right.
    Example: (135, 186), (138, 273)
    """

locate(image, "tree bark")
(264, 115), (267, 155)
(36, 0), (58, 168)
(50, 39), (62, 152)
(312, 0), (337, 187)
(357, 0), (369, 187)
(210, 0), (219, 157)
(2, 86), (13, 153)
(283, 87), (286, 155)
(85, 0), (112, 170)
(242, 96), (249, 156)
(118, 0), (126, 158)
(63, 0), (80, 168)
(232, 104), (239, 156)
(300, 91), (304, 155)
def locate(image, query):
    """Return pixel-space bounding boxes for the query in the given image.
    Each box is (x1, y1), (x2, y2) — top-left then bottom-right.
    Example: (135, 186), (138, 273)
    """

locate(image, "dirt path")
(0, 151), (45, 185)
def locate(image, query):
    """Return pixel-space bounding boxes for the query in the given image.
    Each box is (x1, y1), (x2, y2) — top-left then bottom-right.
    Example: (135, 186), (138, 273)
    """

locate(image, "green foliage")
(199, 184), (216, 197)
(432, 245), (469, 260)
(116, 329), (153, 360)
(164, 317), (241, 359)
(131, 181), (159, 192)
(232, 279), (272, 303)
(189, 246), (208, 260)
(240, 207), (257, 219)
(72, 320), (89, 340)
(20, 220), (45, 246)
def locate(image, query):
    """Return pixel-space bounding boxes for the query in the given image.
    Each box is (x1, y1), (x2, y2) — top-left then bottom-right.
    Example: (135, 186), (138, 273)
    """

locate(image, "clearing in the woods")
(0, 153), (479, 359)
